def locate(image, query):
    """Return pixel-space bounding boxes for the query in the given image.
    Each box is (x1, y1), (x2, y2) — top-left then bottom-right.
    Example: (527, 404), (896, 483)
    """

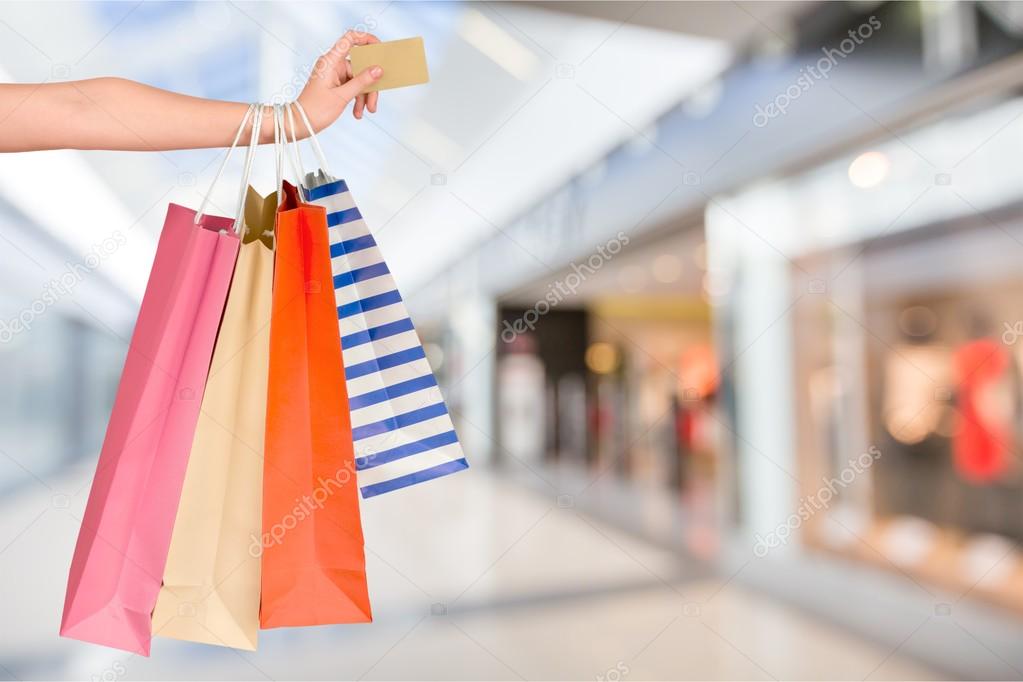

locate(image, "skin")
(0, 31), (383, 152)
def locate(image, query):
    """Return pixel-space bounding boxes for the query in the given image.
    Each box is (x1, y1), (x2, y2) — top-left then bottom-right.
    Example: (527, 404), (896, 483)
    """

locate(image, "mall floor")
(0, 463), (944, 680)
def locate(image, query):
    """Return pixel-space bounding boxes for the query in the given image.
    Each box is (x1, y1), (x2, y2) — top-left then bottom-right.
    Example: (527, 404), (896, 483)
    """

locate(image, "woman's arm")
(0, 31), (383, 153)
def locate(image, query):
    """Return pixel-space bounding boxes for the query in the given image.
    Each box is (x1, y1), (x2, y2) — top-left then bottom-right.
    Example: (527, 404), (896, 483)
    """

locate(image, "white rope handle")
(231, 102), (264, 234)
(273, 104), (283, 201)
(273, 104), (291, 202)
(291, 100), (331, 177)
(195, 104), (256, 224)
(278, 103), (304, 187)
(284, 104), (308, 184)
(273, 105), (287, 192)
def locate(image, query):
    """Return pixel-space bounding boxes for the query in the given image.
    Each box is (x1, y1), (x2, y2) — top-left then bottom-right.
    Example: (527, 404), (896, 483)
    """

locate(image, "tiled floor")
(0, 464), (942, 680)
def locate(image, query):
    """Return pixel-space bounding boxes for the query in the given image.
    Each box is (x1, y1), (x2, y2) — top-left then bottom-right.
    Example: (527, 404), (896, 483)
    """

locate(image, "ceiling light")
(848, 151), (890, 189)
(585, 342), (619, 375)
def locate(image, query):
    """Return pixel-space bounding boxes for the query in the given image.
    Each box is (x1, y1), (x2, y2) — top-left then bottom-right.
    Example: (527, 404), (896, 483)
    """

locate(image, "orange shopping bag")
(259, 159), (372, 628)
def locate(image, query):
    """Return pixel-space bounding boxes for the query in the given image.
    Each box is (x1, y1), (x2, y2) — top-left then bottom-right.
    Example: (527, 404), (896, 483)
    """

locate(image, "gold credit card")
(350, 37), (429, 93)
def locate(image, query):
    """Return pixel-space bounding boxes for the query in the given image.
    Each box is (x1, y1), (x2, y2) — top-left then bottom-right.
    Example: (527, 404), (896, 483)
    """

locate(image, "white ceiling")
(0, 1), (736, 300)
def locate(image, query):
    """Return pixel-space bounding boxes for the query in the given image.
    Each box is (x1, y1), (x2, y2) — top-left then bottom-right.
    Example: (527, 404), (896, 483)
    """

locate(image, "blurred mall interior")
(6, 0), (1023, 679)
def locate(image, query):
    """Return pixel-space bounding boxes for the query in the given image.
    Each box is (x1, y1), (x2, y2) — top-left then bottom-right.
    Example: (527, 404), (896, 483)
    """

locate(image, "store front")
(495, 226), (724, 556)
(708, 91), (1023, 613)
(791, 206), (1023, 612)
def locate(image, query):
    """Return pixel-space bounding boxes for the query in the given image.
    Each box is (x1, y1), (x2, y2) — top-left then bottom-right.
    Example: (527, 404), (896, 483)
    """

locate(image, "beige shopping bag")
(151, 185), (276, 650)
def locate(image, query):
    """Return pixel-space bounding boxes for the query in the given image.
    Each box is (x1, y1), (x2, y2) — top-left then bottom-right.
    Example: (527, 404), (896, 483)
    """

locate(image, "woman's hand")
(297, 30), (383, 132)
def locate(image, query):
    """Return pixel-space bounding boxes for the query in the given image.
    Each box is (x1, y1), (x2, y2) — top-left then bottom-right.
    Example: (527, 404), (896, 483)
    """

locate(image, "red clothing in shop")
(953, 338), (1012, 483)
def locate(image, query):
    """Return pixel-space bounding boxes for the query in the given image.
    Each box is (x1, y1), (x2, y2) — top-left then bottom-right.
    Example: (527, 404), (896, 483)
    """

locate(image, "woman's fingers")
(338, 66), (383, 105)
(308, 31), (383, 121)
(333, 31), (380, 64)
(336, 31), (382, 118)
(313, 31), (380, 88)
(349, 51), (362, 119)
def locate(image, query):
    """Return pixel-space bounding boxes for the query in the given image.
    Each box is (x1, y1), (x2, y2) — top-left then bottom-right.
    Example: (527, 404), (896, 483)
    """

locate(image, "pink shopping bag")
(60, 106), (257, 655)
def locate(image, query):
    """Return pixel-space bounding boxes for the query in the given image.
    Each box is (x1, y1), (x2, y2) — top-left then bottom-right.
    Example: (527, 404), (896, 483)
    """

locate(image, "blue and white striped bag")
(302, 174), (469, 498)
(279, 103), (467, 498)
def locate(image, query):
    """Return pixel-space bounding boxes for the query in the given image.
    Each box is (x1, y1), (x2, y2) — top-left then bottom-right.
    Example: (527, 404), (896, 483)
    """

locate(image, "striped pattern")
(304, 178), (468, 498)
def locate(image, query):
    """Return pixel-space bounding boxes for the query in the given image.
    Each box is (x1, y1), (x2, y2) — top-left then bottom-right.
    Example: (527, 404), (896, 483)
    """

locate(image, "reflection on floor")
(0, 463), (942, 680)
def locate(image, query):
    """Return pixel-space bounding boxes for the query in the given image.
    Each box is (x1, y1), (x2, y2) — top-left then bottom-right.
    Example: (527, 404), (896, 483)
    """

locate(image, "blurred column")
(706, 196), (798, 550)
(922, 0), (978, 74)
(447, 282), (497, 466)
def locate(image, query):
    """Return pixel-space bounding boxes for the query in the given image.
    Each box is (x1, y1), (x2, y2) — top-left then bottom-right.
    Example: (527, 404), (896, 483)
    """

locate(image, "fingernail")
(370, 66), (383, 78)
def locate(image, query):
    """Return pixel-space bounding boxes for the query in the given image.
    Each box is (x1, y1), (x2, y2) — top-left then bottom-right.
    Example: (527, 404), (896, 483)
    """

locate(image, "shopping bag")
(151, 107), (274, 650)
(287, 103), (468, 498)
(61, 106), (256, 655)
(261, 106), (371, 628)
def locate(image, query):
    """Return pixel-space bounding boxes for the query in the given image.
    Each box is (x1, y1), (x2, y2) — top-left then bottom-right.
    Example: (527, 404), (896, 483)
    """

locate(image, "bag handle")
(231, 102), (265, 234)
(283, 104), (307, 185)
(194, 104), (256, 225)
(273, 104), (284, 201)
(278, 103), (304, 188)
(289, 101), (332, 180)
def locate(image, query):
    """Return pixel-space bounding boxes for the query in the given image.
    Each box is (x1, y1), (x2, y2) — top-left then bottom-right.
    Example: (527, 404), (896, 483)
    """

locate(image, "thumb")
(339, 65), (383, 100)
